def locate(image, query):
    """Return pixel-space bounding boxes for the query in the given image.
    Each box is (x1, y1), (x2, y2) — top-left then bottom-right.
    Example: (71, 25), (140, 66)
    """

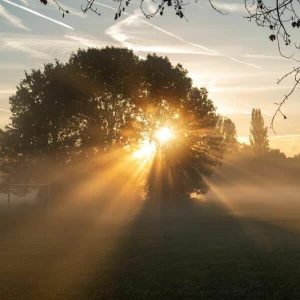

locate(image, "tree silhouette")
(0, 47), (141, 185)
(0, 62), (83, 185)
(0, 47), (226, 200)
(249, 108), (269, 155)
(217, 116), (238, 153)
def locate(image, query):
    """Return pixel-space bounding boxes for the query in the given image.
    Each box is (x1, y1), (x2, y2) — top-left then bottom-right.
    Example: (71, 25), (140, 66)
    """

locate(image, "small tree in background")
(217, 116), (238, 153)
(249, 109), (269, 155)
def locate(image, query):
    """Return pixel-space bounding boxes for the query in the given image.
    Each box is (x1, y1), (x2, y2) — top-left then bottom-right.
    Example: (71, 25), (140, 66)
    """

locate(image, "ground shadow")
(1, 194), (300, 299)
(86, 196), (300, 300)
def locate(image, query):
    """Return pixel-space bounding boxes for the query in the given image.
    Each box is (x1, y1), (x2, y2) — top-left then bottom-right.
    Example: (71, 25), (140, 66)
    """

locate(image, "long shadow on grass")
(2, 195), (300, 299)
(85, 196), (300, 300)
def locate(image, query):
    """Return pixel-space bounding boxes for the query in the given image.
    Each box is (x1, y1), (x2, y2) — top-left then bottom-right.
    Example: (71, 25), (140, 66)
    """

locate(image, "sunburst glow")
(156, 126), (173, 144)
(133, 140), (156, 159)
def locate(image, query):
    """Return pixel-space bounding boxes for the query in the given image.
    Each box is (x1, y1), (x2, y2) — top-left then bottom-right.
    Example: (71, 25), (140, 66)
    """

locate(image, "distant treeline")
(212, 150), (300, 186)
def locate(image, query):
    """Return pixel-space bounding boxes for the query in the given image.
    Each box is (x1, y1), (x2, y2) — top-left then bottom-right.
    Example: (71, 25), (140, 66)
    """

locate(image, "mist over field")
(0, 156), (300, 300)
(2, 156), (300, 221)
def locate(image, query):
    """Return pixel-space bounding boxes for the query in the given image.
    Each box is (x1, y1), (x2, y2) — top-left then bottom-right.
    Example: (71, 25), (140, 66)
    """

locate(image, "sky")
(0, 0), (300, 156)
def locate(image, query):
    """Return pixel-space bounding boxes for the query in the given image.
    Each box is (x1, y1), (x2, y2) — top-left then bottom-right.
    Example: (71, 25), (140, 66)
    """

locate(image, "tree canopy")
(0, 46), (232, 200)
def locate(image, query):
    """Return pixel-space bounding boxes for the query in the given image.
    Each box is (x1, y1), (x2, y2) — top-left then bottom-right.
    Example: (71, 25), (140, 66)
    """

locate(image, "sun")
(156, 126), (173, 144)
(132, 126), (174, 159)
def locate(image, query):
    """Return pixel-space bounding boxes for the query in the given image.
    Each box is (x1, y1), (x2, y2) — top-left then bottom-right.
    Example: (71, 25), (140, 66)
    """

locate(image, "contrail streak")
(2, 0), (74, 30)
(95, 1), (262, 69)
(229, 57), (263, 70)
(245, 103), (273, 116)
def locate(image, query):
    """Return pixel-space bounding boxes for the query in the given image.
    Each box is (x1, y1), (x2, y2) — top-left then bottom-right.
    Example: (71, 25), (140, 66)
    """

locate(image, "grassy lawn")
(1, 185), (300, 299)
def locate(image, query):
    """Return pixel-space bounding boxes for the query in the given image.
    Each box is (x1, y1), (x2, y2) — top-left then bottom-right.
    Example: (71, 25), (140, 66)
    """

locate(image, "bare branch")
(51, 0), (70, 17)
(81, 0), (101, 15)
(208, 0), (229, 15)
(244, 0), (300, 130)
(271, 67), (300, 133)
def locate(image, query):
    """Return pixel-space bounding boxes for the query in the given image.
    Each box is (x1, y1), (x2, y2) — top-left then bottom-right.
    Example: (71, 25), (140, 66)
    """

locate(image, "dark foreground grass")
(1, 189), (300, 300)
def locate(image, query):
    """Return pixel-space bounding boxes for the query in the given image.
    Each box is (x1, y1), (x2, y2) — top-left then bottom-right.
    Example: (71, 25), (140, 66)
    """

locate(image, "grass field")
(1, 184), (300, 299)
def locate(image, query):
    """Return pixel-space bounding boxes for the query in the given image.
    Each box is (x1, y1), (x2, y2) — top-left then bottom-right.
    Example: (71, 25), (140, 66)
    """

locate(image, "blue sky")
(0, 0), (300, 156)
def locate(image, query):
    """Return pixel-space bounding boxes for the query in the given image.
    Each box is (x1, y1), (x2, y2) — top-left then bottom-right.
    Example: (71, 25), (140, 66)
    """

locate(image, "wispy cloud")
(0, 33), (109, 60)
(0, 3), (29, 30)
(103, 6), (221, 56)
(97, 2), (262, 70)
(65, 34), (103, 48)
(2, 0), (74, 30)
(19, 0), (28, 5)
(240, 54), (285, 60)
(0, 35), (87, 59)
(2, 39), (52, 59)
(212, 85), (293, 93)
(0, 108), (11, 112)
(211, 1), (246, 13)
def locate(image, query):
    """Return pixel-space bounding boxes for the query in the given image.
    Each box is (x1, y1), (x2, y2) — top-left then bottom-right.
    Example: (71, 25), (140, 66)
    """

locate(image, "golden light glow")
(156, 126), (173, 144)
(133, 140), (156, 159)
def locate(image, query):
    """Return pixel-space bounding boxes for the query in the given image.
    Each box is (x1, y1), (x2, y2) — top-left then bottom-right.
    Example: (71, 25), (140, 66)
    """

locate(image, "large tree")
(249, 108), (269, 155)
(0, 47), (225, 199)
